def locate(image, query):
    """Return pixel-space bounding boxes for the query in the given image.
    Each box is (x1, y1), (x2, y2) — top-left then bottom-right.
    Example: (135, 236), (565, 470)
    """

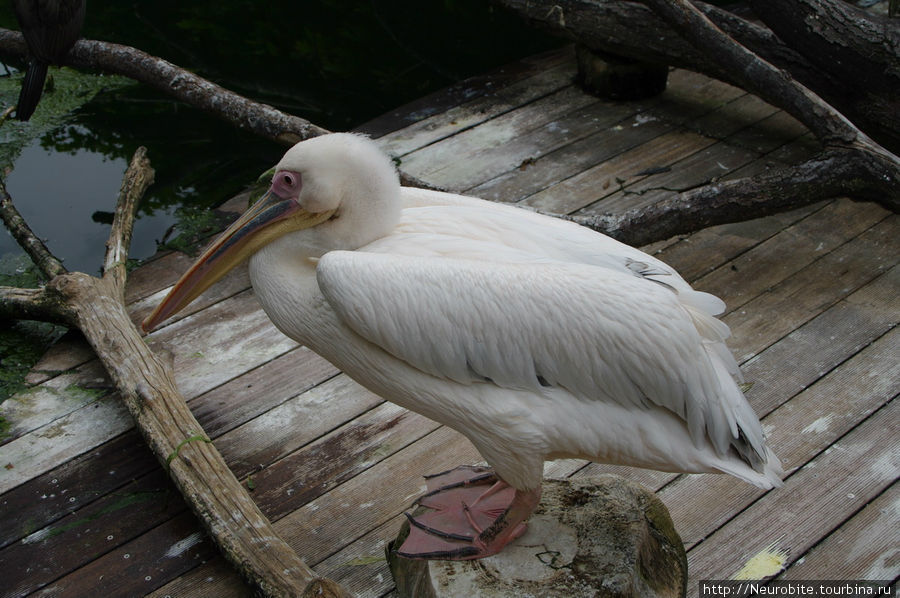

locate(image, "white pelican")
(143, 133), (782, 560)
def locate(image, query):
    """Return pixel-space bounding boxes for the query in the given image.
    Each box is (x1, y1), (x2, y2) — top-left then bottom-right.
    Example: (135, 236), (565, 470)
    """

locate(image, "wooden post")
(387, 475), (687, 598)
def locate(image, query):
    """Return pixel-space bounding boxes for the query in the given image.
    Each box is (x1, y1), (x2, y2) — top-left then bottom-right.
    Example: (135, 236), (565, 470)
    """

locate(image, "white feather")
(245, 134), (782, 492)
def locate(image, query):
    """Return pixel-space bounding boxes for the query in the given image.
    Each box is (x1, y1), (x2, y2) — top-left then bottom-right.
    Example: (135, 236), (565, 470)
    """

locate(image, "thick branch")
(640, 0), (859, 147)
(0, 30), (328, 145)
(750, 0), (900, 97)
(0, 177), (66, 279)
(103, 147), (155, 289)
(0, 285), (69, 323)
(573, 147), (896, 246)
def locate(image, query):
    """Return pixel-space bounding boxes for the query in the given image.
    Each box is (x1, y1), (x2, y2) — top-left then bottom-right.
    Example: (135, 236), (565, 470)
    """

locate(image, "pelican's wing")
(317, 251), (765, 461)
(397, 191), (728, 316)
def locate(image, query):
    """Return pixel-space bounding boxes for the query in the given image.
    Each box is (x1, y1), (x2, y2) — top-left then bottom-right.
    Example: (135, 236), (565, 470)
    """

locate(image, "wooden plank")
(725, 109), (808, 154)
(15, 395), (440, 596)
(647, 203), (826, 283)
(150, 426), (481, 597)
(215, 374), (383, 477)
(737, 264), (899, 417)
(374, 60), (577, 159)
(246, 402), (439, 522)
(684, 399), (898, 593)
(469, 109), (675, 204)
(1, 358), (111, 445)
(396, 85), (598, 185)
(520, 127), (718, 214)
(579, 108), (810, 217)
(315, 515), (402, 598)
(32, 510), (214, 598)
(0, 348), (337, 547)
(357, 46), (573, 139)
(725, 215), (898, 362)
(1, 290), (298, 493)
(0, 469), (183, 597)
(685, 92), (779, 141)
(0, 393), (132, 496)
(0, 429), (156, 550)
(189, 346), (337, 439)
(779, 482), (898, 580)
(696, 199), (889, 315)
(23, 332), (96, 387)
(587, 139), (762, 215)
(472, 69), (747, 206)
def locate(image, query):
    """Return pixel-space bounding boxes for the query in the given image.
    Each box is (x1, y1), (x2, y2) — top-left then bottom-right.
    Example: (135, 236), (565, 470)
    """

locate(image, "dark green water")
(0, 0), (561, 274)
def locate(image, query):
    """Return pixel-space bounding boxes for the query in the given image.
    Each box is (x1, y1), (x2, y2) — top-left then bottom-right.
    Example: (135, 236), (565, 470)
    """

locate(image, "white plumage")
(144, 132), (781, 559)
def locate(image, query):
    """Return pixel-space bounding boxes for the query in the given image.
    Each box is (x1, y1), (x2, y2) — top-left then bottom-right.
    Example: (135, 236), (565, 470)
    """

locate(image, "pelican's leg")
(396, 466), (542, 560)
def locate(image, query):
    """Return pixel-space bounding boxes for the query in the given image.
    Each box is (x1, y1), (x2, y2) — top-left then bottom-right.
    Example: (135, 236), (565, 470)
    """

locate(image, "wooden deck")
(1, 46), (897, 597)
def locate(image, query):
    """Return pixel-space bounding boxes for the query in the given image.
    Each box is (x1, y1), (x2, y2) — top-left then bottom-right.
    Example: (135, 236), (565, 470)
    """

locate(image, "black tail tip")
(15, 61), (49, 121)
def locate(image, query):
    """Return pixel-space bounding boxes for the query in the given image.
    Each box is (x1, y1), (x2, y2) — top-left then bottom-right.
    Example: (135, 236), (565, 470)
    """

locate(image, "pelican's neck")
(248, 245), (329, 345)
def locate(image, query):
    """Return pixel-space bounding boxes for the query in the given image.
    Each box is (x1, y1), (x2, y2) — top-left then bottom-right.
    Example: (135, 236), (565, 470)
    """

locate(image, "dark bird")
(12, 0), (86, 121)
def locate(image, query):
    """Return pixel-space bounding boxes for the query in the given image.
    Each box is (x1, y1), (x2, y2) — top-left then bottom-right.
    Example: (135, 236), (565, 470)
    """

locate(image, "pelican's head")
(141, 133), (401, 332)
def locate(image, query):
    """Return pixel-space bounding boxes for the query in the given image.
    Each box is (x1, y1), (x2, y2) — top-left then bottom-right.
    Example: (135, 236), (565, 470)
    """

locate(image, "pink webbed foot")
(396, 465), (542, 560)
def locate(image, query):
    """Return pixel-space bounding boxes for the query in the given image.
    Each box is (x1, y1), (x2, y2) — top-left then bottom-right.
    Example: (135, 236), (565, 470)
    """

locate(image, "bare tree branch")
(0, 28), (436, 190)
(576, 146), (895, 246)
(0, 285), (68, 323)
(0, 30), (329, 145)
(0, 177), (66, 279)
(640, 0), (861, 148)
(103, 147), (154, 289)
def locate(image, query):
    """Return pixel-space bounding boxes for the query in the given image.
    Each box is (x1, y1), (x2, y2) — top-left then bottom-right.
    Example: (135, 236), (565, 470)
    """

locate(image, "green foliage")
(0, 254), (66, 404)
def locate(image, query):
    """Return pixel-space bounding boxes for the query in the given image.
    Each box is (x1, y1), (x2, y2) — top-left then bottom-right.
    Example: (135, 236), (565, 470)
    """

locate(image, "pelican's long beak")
(141, 190), (334, 332)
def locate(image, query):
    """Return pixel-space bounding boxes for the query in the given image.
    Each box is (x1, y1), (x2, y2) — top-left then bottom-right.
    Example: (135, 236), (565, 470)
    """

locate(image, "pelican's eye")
(271, 170), (302, 199)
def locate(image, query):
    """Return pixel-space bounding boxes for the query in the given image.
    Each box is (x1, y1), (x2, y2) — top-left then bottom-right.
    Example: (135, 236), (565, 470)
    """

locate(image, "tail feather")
(16, 60), (49, 121)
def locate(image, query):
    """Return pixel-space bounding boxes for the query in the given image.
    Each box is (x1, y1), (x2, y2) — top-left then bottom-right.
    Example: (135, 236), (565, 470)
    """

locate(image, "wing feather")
(317, 251), (741, 453)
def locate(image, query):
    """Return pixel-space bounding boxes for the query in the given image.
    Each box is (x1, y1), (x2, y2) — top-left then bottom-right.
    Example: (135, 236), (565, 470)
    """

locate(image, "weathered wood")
(375, 57), (577, 160)
(522, 128), (718, 213)
(749, 0), (900, 153)
(358, 47), (572, 139)
(470, 68), (746, 202)
(725, 215), (897, 361)
(685, 399), (898, 592)
(398, 86), (599, 188)
(495, 0), (900, 154)
(388, 477), (687, 598)
(0, 428), (157, 550)
(694, 199), (889, 314)
(779, 483), (899, 580)
(48, 273), (347, 597)
(0, 468), (182, 596)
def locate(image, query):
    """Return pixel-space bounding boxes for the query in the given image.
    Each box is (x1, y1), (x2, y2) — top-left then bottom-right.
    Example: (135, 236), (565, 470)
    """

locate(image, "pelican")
(143, 133), (782, 560)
